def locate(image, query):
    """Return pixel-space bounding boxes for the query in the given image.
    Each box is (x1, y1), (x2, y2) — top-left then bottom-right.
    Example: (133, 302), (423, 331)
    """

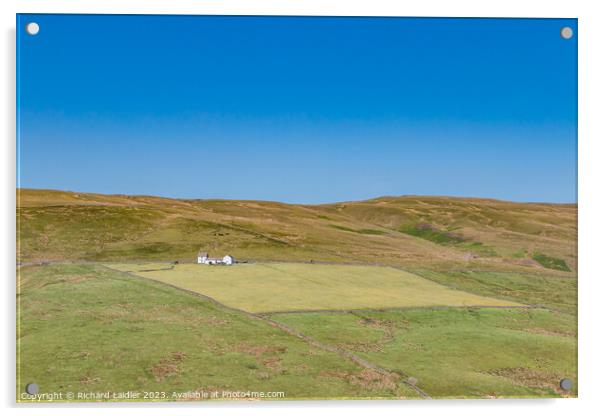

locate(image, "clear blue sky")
(17, 15), (577, 204)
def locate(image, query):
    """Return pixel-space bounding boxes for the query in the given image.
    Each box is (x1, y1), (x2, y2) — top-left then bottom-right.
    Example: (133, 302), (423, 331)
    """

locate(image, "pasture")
(17, 262), (576, 401)
(107, 263), (523, 313)
(270, 308), (577, 398)
(18, 264), (419, 401)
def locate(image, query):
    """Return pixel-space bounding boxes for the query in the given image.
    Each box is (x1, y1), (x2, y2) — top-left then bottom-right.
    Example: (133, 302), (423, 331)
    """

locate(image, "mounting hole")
(559, 378), (573, 391)
(560, 27), (573, 40)
(26, 22), (40, 36)
(25, 383), (39, 395)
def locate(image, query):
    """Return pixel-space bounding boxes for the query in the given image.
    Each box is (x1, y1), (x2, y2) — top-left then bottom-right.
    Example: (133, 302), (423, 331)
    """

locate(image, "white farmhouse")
(197, 251), (235, 265)
(197, 252), (209, 264)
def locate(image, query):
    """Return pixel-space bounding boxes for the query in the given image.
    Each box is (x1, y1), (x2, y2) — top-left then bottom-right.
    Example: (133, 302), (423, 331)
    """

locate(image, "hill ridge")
(17, 188), (576, 274)
(17, 188), (576, 208)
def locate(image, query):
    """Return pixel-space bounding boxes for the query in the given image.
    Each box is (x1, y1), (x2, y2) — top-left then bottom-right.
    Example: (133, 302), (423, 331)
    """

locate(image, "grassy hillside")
(18, 264), (420, 401)
(17, 189), (577, 274)
(18, 263), (576, 401)
(271, 308), (576, 398)
(16, 189), (578, 401)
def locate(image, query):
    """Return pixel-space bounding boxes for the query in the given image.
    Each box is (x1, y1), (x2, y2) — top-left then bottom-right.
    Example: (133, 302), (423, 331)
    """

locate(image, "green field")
(409, 268), (577, 314)
(18, 264), (420, 401)
(270, 308), (577, 398)
(107, 263), (522, 313)
(17, 262), (576, 401)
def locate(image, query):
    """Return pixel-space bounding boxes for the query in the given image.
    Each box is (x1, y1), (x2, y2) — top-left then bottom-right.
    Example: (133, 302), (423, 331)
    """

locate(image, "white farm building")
(197, 251), (235, 265)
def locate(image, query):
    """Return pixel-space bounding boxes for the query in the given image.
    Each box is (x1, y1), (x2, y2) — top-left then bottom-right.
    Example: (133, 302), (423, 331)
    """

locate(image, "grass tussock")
(532, 252), (571, 272)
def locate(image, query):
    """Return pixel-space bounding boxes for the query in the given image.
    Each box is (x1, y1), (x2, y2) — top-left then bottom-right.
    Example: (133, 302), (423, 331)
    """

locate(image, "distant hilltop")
(16, 188), (576, 207)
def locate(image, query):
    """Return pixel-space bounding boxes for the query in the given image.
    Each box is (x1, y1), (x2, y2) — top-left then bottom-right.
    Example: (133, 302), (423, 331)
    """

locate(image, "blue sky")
(17, 15), (577, 204)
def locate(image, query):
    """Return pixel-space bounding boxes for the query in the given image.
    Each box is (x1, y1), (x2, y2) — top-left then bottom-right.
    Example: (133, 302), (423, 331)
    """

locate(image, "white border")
(2, 1), (601, 416)
(0, 0), (587, 18)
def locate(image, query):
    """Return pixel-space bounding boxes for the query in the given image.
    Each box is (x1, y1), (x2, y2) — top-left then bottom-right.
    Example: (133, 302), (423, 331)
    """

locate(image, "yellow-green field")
(107, 262), (522, 313)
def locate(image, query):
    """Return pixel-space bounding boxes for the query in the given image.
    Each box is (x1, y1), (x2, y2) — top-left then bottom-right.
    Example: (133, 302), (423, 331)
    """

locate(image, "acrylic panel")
(16, 14), (577, 402)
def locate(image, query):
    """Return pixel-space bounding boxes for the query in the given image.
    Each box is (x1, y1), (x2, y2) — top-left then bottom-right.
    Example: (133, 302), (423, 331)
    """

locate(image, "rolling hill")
(17, 189), (578, 400)
(17, 189), (577, 274)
